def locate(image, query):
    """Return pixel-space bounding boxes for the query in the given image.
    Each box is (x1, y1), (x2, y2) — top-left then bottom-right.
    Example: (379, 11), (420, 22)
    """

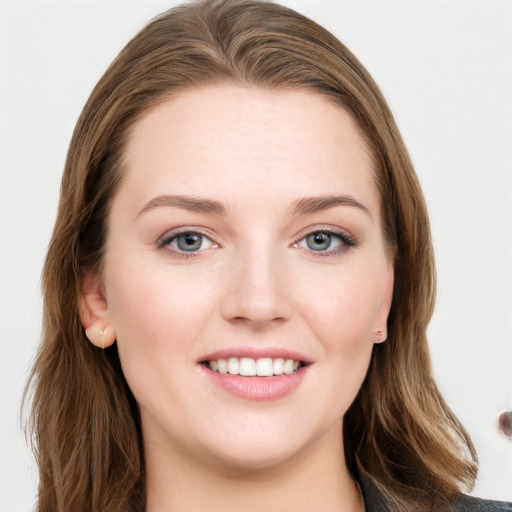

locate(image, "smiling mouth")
(201, 357), (307, 377)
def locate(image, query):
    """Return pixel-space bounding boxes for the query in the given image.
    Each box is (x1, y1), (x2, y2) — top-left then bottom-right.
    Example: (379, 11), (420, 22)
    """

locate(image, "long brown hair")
(25, 1), (477, 511)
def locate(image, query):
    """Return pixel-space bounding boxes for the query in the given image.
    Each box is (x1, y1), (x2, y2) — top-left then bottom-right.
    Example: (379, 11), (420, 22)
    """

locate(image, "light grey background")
(1, 1), (511, 510)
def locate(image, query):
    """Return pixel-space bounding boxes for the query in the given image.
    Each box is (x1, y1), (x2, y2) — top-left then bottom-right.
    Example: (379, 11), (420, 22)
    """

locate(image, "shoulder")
(358, 472), (512, 512)
(452, 494), (512, 512)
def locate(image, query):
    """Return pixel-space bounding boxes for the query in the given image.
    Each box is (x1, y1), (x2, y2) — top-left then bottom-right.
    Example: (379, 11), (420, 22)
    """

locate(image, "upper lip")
(199, 346), (313, 364)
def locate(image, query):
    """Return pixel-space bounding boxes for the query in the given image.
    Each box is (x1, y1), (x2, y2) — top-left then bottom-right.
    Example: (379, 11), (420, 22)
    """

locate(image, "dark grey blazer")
(359, 474), (512, 512)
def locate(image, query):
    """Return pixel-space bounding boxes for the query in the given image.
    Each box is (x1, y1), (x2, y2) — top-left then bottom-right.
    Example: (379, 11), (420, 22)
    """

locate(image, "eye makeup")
(156, 227), (219, 259)
(155, 223), (358, 261)
(292, 226), (358, 258)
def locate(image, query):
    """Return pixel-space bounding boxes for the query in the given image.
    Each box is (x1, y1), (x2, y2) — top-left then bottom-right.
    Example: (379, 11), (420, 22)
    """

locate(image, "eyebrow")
(137, 193), (370, 219)
(137, 195), (228, 218)
(291, 194), (371, 218)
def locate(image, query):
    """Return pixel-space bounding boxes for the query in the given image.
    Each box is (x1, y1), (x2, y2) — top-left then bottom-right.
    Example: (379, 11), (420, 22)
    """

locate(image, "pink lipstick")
(198, 347), (311, 401)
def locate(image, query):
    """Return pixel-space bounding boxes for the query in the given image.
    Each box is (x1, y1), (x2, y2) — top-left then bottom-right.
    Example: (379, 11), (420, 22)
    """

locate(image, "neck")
(144, 422), (363, 512)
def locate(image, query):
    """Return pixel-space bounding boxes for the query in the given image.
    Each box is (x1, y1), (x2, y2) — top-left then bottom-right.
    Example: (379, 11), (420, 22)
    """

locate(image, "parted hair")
(25, 1), (478, 511)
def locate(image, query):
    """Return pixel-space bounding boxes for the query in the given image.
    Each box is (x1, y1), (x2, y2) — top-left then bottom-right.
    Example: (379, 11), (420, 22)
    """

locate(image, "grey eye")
(158, 229), (217, 256)
(175, 233), (206, 252)
(305, 232), (332, 251)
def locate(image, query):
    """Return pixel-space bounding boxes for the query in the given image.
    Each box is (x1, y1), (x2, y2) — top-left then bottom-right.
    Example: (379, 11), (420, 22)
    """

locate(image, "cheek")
(104, 261), (220, 362)
(295, 279), (381, 421)
(300, 266), (385, 351)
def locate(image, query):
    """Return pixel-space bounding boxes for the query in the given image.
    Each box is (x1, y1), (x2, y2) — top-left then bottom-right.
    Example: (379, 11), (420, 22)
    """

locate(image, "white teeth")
(256, 358), (273, 376)
(239, 358), (256, 376)
(217, 359), (228, 374)
(228, 357), (239, 375)
(207, 357), (302, 376)
(273, 358), (284, 375)
(283, 359), (295, 374)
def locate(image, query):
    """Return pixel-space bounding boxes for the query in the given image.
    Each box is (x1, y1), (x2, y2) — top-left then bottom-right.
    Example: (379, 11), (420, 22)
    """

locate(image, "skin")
(82, 84), (394, 512)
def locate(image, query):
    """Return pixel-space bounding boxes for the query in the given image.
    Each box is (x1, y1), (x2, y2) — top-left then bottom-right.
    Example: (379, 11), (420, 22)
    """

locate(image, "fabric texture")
(358, 473), (512, 512)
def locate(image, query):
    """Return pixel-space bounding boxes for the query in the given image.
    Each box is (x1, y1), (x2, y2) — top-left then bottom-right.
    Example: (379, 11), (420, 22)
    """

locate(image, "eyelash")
(156, 228), (218, 259)
(293, 227), (357, 258)
(156, 227), (357, 259)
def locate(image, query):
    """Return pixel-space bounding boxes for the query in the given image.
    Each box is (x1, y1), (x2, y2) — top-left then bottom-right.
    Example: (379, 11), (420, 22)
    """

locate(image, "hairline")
(96, 79), (390, 274)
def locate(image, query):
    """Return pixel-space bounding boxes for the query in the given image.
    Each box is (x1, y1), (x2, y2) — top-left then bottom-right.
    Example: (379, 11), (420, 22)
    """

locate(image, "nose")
(220, 247), (293, 328)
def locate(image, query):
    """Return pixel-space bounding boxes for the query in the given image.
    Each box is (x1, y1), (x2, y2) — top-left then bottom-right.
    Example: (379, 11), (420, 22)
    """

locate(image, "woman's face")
(87, 85), (393, 472)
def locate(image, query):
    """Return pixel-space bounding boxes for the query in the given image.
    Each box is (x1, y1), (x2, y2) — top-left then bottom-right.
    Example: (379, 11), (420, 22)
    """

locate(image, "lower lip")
(199, 365), (308, 401)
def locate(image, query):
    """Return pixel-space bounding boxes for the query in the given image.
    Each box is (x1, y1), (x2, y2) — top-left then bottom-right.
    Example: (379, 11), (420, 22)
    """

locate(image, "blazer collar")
(357, 471), (390, 512)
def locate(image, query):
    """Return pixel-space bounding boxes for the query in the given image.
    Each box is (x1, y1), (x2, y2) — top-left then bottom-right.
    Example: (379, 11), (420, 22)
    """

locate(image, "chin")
(193, 418), (328, 474)
(205, 442), (304, 474)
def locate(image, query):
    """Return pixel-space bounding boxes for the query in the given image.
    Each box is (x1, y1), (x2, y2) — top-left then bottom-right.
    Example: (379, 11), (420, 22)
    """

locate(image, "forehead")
(120, 84), (379, 217)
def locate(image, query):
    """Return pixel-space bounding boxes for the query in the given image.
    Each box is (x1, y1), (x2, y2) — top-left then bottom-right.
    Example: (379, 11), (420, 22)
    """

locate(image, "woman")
(25, 1), (512, 511)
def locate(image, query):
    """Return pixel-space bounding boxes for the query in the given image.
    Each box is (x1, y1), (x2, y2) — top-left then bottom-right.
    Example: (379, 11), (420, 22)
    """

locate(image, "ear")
(79, 272), (116, 349)
(373, 260), (394, 344)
